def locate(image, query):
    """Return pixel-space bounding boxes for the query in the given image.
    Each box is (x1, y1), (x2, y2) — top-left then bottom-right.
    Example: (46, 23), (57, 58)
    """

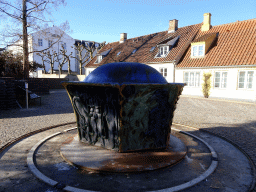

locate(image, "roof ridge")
(212, 18), (256, 28)
(116, 23), (202, 42)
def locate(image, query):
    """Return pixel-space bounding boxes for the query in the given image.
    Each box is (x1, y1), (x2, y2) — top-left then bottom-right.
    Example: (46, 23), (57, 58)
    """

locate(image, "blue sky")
(52, 0), (255, 43)
(1, 0), (256, 45)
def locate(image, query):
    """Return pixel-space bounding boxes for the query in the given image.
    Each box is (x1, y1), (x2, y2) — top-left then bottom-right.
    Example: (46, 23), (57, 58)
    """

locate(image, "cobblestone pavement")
(0, 90), (76, 150)
(1, 90), (256, 191)
(174, 95), (256, 178)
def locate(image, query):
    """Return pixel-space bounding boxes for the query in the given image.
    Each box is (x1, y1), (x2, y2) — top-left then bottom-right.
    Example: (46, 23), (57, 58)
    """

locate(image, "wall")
(85, 67), (96, 77)
(175, 67), (256, 100)
(37, 72), (86, 82)
(32, 27), (76, 73)
(0, 78), (18, 109)
(148, 63), (175, 83)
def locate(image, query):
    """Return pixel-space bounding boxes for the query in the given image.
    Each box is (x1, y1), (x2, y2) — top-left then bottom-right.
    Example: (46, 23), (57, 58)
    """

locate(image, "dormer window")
(160, 46), (168, 56)
(155, 46), (169, 58)
(95, 55), (102, 64)
(94, 48), (112, 64)
(155, 36), (180, 58)
(191, 33), (218, 58)
(192, 45), (204, 57)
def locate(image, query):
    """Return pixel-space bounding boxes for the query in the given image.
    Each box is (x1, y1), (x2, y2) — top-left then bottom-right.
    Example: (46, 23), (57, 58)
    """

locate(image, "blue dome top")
(83, 62), (168, 85)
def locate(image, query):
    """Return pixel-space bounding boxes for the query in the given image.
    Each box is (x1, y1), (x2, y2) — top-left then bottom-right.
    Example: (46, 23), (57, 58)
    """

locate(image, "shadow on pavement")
(0, 89), (74, 119)
(200, 121), (256, 166)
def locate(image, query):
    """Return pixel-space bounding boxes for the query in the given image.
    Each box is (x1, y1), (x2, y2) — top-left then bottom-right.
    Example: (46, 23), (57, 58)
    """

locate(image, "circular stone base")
(60, 134), (187, 173)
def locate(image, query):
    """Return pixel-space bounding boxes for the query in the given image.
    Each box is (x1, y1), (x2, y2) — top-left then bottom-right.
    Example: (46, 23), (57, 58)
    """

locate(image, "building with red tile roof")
(176, 15), (256, 100)
(85, 21), (201, 82)
(85, 13), (256, 100)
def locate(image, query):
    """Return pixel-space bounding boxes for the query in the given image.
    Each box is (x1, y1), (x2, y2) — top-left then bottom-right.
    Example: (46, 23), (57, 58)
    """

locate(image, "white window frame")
(155, 46), (169, 58)
(160, 68), (167, 78)
(184, 71), (200, 87)
(214, 71), (228, 89)
(238, 71), (254, 89)
(191, 44), (205, 57)
(38, 39), (43, 46)
(94, 55), (102, 64)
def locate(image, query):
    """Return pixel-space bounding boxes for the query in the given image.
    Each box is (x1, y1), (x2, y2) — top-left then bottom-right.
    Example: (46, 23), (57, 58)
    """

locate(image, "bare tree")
(56, 45), (68, 75)
(72, 41), (105, 75)
(59, 45), (73, 74)
(45, 50), (57, 74)
(0, 0), (67, 79)
(36, 52), (47, 73)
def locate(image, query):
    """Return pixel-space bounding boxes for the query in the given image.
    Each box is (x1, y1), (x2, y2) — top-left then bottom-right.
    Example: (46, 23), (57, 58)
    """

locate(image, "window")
(38, 39), (43, 46)
(62, 43), (67, 50)
(95, 55), (102, 64)
(214, 71), (227, 88)
(155, 46), (169, 58)
(48, 40), (53, 47)
(191, 45), (204, 57)
(238, 71), (254, 89)
(160, 46), (168, 57)
(160, 68), (167, 78)
(117, 51), (121, 56)
(150, 46), (156, 52)
(132, 49), (137, 54)
(184, 72), (200, 87)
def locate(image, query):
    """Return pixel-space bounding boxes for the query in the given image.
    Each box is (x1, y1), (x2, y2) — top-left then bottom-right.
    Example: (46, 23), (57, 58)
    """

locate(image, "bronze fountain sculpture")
(62, 62), (186, 172)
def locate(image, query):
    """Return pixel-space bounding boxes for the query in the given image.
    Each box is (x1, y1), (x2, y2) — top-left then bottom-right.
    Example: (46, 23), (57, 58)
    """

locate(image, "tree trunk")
(68, 61), (71, 74)
(80, 63), (82, 75)
(59, 66), (62, 75)
(22, 0), (29, 79)
(50, 65), (54, 74)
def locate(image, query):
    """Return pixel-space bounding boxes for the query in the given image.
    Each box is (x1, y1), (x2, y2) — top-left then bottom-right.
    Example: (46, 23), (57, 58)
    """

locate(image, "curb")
(180, 95), (256, 106)
(27, 127), (218, 192)
(199, 128), (256, 192)
(172, 123), (256, 192)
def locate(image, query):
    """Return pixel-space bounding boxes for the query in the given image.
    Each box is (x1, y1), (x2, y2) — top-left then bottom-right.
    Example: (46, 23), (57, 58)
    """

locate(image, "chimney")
(201, 13), (211, 31)
(120, 33), (127, 43)
(168, 19), (178, 33)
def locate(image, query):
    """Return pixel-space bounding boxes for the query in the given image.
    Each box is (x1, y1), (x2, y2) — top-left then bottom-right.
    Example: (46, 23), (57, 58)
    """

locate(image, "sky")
(1, 0), (256, 45)
(52, 0), (255, 43)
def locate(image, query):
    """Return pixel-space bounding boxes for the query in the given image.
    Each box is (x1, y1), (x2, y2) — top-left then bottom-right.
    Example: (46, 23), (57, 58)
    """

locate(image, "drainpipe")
(173, 60), (176, 83)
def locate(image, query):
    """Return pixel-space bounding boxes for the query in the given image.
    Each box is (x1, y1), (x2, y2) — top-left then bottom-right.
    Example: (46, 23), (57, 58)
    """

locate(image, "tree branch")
(0, 1), (22, 11)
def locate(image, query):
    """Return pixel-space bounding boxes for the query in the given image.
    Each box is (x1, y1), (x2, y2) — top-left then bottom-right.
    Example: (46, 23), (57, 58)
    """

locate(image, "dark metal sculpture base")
(60, 133), (187, 173)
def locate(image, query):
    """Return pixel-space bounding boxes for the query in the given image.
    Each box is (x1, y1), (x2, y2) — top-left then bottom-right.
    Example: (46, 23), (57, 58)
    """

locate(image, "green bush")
(0, 51), (42, 78)
(202, 72), (212, 98)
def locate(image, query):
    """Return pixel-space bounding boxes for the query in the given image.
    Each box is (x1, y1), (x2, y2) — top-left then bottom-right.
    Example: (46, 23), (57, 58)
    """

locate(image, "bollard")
(25, 82), (28, 109)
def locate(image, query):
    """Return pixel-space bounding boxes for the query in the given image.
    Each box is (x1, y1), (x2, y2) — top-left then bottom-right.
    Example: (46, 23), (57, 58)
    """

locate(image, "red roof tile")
(177, 19), (256, 68)
(85, 23), (201, 67)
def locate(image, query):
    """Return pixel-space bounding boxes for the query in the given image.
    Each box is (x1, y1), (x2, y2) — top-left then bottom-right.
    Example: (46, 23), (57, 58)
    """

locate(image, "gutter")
(147, 60), (176, 64)
(176, 64), (256, 70)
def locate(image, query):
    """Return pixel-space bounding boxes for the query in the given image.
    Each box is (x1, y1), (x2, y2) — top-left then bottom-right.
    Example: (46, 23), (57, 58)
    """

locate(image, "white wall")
(32, 26), (76, 73)
(148, 63), (175, 83)
(176, 67), (256, 100)
(84, 63), (175, 83)
(85, 67), (96, 77)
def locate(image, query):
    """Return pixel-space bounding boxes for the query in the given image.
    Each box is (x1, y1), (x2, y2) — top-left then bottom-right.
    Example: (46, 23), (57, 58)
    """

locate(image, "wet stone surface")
(35, 130), (212, 191)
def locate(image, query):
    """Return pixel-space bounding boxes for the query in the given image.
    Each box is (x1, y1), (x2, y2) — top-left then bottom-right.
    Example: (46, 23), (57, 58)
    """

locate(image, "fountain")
(61, 62), (186, 172)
